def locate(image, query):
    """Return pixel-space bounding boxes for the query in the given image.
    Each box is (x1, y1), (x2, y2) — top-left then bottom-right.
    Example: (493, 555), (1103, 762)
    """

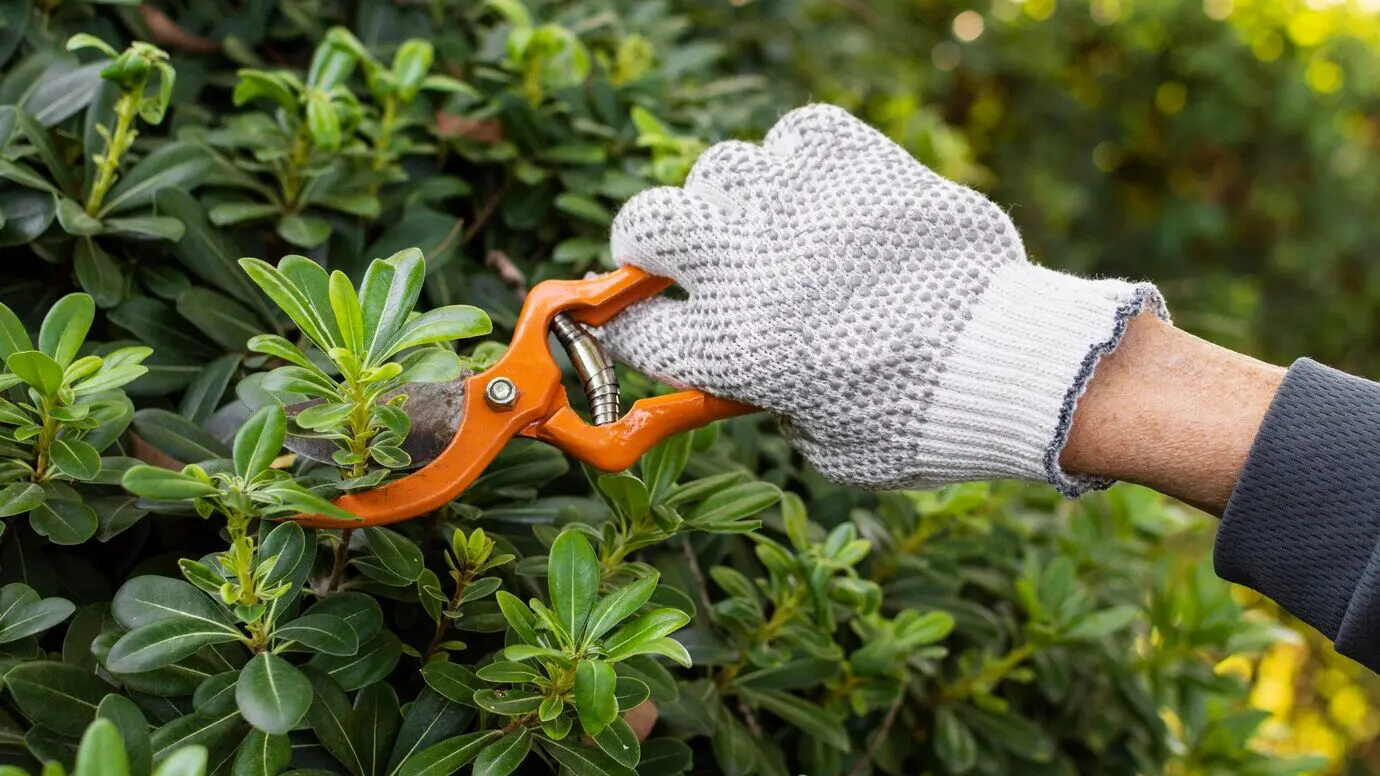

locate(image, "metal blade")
(282, 374), (471, 468)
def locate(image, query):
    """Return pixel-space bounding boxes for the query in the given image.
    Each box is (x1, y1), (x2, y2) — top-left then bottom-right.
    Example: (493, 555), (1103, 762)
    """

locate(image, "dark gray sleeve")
(1216, 358), (1380, 671)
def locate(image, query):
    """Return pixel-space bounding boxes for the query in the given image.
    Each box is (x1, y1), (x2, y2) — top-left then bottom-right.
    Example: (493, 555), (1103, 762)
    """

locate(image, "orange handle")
(294, 267), (757, 528)
(524, 391), (755, 472)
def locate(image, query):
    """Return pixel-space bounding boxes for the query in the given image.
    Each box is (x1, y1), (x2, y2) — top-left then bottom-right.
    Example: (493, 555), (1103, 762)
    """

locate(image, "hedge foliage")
(0, 0), (1339, 774)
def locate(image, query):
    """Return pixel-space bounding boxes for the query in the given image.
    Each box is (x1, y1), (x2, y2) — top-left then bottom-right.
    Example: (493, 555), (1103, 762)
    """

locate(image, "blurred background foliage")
(682, 0), (1380, 771)
(1, 0), (1378, 771)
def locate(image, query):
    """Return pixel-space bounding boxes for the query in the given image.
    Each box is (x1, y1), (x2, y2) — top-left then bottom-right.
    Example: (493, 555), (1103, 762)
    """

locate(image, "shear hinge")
(551, 313), (620, 426)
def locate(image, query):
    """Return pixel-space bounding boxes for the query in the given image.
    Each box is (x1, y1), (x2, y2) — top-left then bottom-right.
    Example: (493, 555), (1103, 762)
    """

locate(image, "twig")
(326, 528), (353, 593)
(422, 573), (469, 663)
(424, 217), (465, 264)
(847, 691), (905, 776)
(139, 5), (220, 54)
(681, 538), (719, 628)
(735, 697), (764, 738)
(485, 250), (528, 296)
(460, 179), (510, 247)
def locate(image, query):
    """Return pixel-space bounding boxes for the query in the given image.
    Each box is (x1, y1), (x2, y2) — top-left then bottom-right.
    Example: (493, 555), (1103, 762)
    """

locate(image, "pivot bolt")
(484, 377), (519, 410)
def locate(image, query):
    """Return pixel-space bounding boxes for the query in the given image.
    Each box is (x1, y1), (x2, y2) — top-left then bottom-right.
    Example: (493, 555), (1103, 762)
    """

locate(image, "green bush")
(0, 1), (1325, 774)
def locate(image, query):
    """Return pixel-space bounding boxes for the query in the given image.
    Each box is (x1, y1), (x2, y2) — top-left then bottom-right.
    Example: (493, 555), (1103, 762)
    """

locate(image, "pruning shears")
(290, 266), (756, 528)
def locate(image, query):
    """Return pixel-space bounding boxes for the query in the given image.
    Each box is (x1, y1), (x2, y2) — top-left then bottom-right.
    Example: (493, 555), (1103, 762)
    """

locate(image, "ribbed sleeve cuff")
(916, 262), (1167, 495)
(1216, 359), (1380, 670)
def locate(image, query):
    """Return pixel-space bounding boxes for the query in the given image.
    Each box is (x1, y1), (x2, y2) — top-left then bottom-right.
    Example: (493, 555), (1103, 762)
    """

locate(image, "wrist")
(1060, 314), (1285, 513)
(912, 262), (1166, 494)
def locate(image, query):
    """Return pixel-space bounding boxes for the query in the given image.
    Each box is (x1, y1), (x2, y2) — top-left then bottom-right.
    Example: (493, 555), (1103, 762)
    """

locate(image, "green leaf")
(75, 238), (124, 308)
(97, 694), (152, 776)
(107, 618), (243, 673)
(421, 661), (483, 707)
(132, 409), (232, 462)
(598, 473), (650, 525)
(11, 108), (76, 194)
(234, 404), (286, 480)
(150, 711), (239, 768)
(209, 201), (279, 226)
(495, 591), (538, 645)
(686, 483), (780, 531)
(307, 629), (401, 691)
(640, 433), (691, 503)
(55, 196), (104, 235)
(30, 493), (98, 545)
(636, 739), (692, 775)
(122, 465), (219, 499)
(156, 190), (275, 321)
(614, 677), (651, 711)
(112, 575), (238, 631)
(539, 737), (637, 776)
(0, 583), (74, 643)
(361, 527), (424, 583)
(49, 438), (101, 481)
(177, 287), (265, 352)
(101, 142), (213, 216)
(180, 354), (240, 425)
(38, 292), (94, 366)
(237, 652), (313, 735)
(602, 610), (691, 661)
(386, 688), (474, 774)
(934, 707), (976, 774)
(75, 718), (129, 776)
(553, 193), (612, 226)
(328, 270), (364, 355)
(194, 672), (238, 717)
(0, 482), (44, 517)
(153, 746), (210, 776)
(6, 350), (64, 395)
(231, 729), (290, 776)
(395, 731), (499, 776)
(359, 250), (425, 366)
(383, 305), (491, 358)
(301, 667), (364, 774)
(575, 660), (618, 737)
(0, 189), (55, 246)
(592, 716), (639, 768)
(584, 576), (657, 648)
(473, 728), (531, 776)
(294, 402), (351, 431)
(238, 258), (334, 351)
(549, 530), (599, 646)
(277, 213), (331, 249)
(0, 302), (32, 360)
(103, 215), (186, 241)
(1064, 605), (1141, 641)
(352, 682), (402, 776)
(739, 687), (849, 752)
(473, 689), (542, 715)
(274, 613), (358, 656)
(246, 335), (314, 370)
(6, 661), (110, 736)
(473, 660), (540, 684)
(303, 591), (382, 644)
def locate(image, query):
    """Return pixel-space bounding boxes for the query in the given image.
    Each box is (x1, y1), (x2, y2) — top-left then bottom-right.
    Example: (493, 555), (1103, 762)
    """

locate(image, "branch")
(138, 5), (219, 54)
(847, 691), (905, 776)
(681, 538), (719, 629)
(735, 696), (765, 738)
(485, 250), (528, 296)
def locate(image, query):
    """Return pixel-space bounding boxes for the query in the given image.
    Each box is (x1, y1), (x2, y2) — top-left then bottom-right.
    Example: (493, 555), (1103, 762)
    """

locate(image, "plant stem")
(847, 691), (905, 776)
(327, 529), (353, 593)
(372, 96), (397, 173)
(32, 398), (58, 481)
(85, 94), (139, 216)
(422, 571), (470, 663)
(939, 642), (1037, 703)
(282, 129), (313, 209)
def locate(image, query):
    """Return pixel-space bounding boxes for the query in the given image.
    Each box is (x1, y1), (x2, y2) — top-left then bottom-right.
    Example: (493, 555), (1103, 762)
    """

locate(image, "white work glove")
(599, 104), (1167, 495)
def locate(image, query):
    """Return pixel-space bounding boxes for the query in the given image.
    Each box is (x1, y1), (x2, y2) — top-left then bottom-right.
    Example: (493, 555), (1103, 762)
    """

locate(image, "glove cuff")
(917, 262), (1169, 496)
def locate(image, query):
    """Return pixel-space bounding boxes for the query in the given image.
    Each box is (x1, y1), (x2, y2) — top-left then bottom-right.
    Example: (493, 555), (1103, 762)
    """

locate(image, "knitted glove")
(599, 104), (1167, 495)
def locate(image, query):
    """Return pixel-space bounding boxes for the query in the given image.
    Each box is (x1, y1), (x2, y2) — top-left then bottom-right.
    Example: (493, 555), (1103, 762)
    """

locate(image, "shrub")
(0, 1), (1324, 775)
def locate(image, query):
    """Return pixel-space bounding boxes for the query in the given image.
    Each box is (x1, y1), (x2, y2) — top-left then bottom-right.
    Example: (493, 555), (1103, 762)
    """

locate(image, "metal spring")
(551, 313), (620, 426)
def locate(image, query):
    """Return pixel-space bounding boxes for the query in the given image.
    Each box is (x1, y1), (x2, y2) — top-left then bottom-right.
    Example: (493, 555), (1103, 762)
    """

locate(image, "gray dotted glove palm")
(599, 104), (1166, 494)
